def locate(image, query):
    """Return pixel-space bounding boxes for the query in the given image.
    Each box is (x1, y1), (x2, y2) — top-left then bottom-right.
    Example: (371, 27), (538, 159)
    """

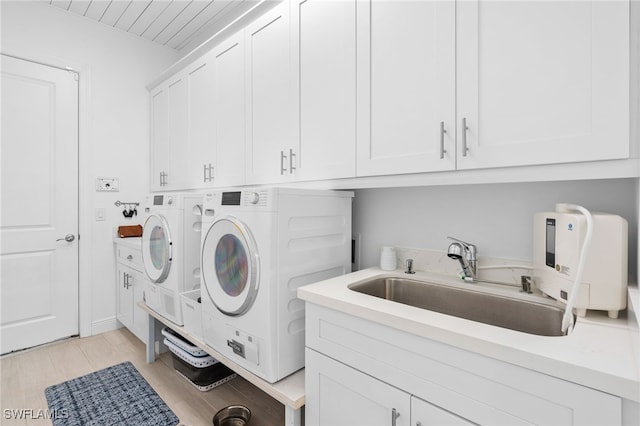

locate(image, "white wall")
(0, 1), (180, 335)
(353, 178), (639, 277)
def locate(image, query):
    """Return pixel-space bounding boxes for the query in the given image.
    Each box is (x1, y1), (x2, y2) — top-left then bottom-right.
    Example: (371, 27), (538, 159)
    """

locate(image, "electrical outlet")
(96, 177), (119, 192)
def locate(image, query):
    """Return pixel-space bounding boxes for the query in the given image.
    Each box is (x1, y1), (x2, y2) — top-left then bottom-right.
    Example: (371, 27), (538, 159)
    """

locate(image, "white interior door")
(1, 54), (79, 354)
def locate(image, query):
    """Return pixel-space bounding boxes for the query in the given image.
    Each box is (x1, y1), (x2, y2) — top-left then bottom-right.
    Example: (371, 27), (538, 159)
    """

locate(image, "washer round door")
(142, 213), (172, 283)
(201, 216), (259, 316)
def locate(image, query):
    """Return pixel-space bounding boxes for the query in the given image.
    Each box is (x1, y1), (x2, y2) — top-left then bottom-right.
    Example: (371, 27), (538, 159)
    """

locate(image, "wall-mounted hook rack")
(115, 201), (140, 218)
(114, 201), (139, 207)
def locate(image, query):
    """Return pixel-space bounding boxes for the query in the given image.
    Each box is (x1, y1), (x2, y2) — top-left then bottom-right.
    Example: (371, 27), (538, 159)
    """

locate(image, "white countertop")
(298, 267), (640, 402)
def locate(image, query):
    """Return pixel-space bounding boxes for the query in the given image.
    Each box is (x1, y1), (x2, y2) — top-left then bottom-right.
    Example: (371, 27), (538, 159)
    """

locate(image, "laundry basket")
(162, 327), (236, 391)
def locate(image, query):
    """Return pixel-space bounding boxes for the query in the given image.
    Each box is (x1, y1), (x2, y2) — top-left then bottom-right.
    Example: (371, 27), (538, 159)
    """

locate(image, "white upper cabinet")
(185, 56), (216, 188)
(150, 43), (245, 190)
(149, 0), (631, 190)
(245, 1), (297, 184)
(293, 0), (356, 181)
(456, 0), (629, 169)
(150, 76), (189, 190)
(212, 32), (246, 187)
(166, 77), (189, 189)
(150, 87), (169, 190)
(356, 0), (456, 177)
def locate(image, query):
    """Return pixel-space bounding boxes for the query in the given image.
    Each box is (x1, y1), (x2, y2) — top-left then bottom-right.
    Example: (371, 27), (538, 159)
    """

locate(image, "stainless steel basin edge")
(347, 275), (572, 337)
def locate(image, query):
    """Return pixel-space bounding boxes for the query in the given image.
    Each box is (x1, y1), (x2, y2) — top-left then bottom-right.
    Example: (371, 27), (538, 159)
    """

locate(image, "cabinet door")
(456, 0), (629, 169)
(411, 396), (474, 426)
(150, 87), (168, 190)
(131, 269), (148, 344)
(306, 349), (411, 426)
(245, 1), (296, 184)
(356, 0), (455, 177)
(213, 32), (246, 187)
(293, 0), (356, 181)
(166, 76), (188, 189)
(116, 265), (134, 329)
(186, 57), (216, 188)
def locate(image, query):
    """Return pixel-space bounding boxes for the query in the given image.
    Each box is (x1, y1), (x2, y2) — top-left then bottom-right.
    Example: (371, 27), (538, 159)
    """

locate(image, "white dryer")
(142, 193), (202, 326)
(200, 188), (353, 383)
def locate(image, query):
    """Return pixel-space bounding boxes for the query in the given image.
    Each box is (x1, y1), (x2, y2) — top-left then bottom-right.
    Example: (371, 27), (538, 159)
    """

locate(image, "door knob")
(56, 234), (75, 243)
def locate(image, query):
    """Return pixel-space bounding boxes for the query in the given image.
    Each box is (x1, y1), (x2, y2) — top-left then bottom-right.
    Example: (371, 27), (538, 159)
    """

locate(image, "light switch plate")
(96, 177), (119, 192)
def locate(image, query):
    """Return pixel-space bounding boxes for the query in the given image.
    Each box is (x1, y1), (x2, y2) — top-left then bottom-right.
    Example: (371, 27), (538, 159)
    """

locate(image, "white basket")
(161, 327), (208, 357)
(180, 290), (203, 339)
(164, 338), (218, 368)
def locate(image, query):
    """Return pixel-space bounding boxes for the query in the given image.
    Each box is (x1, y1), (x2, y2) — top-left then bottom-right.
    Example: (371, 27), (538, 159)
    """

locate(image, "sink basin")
(348, 276), (570, 336)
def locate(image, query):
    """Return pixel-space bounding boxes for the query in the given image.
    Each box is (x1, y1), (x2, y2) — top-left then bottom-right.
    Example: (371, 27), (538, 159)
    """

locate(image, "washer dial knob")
(248, 192), (260, 204)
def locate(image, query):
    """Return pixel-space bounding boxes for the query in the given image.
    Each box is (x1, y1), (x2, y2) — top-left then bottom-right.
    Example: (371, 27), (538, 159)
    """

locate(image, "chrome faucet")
(447, 236), (477, 280)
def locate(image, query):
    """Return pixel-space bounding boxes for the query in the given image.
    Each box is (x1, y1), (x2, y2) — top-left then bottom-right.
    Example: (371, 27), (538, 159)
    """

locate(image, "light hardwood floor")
(0, 328), (284, 425)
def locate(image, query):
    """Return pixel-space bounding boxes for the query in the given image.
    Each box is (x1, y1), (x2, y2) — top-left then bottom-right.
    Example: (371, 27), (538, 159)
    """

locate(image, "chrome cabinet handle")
(124, 272), (132, 289)
(440, 121), (447, 159)
(280, 150), (287, 175)
(56, 234), (75, 243)
(461, 117), (469, 157)
(289, 148), (296, 174)
(203, 163), (214, 182)
(391, 408), (400, 426)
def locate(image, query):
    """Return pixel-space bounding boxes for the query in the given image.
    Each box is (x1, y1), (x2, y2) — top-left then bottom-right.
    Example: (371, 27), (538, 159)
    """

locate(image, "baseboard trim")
(91, 317), (121, 336)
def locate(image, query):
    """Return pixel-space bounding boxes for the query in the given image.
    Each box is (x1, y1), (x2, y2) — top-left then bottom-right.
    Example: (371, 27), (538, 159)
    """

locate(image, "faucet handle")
(405, 259), (416, 274)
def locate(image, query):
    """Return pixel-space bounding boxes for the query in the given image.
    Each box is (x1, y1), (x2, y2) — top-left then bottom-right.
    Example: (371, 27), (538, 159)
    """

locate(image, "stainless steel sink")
(348, 277), (570, 336)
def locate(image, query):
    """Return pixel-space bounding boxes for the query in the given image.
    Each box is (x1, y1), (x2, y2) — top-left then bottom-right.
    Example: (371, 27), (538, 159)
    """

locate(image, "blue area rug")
(45, 361), (179, 426)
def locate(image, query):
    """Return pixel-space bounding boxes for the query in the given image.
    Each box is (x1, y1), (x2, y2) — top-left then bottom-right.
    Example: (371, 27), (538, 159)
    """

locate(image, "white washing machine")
(142, 193), (202, 326)
(200, 187), (353, 383)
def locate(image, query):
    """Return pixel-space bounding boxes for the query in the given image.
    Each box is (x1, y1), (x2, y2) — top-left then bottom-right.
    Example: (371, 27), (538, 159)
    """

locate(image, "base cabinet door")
(306, 348), (411, 426)
(115, 242), (149, 344)
(116, 265), (134, 329)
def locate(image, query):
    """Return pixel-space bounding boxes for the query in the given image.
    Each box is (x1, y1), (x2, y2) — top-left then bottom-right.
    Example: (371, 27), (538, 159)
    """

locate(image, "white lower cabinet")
(115, 240), (149, 343)
(306, 348), (411, 426)
(304, 304), (622, 426)
(306, 349), (475, 426)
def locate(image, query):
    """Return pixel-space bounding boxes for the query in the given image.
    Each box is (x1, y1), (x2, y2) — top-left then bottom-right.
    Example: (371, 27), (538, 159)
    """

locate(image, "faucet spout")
(447, 237), (477, 280)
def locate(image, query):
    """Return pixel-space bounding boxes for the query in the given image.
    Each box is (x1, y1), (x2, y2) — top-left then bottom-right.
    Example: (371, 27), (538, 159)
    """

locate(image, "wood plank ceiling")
(42, 0), (258, 52)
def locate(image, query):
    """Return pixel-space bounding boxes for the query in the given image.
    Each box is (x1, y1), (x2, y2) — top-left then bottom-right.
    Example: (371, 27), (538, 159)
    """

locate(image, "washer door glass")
(201, 216), (259, 316)
(142, 213), (172, 283)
